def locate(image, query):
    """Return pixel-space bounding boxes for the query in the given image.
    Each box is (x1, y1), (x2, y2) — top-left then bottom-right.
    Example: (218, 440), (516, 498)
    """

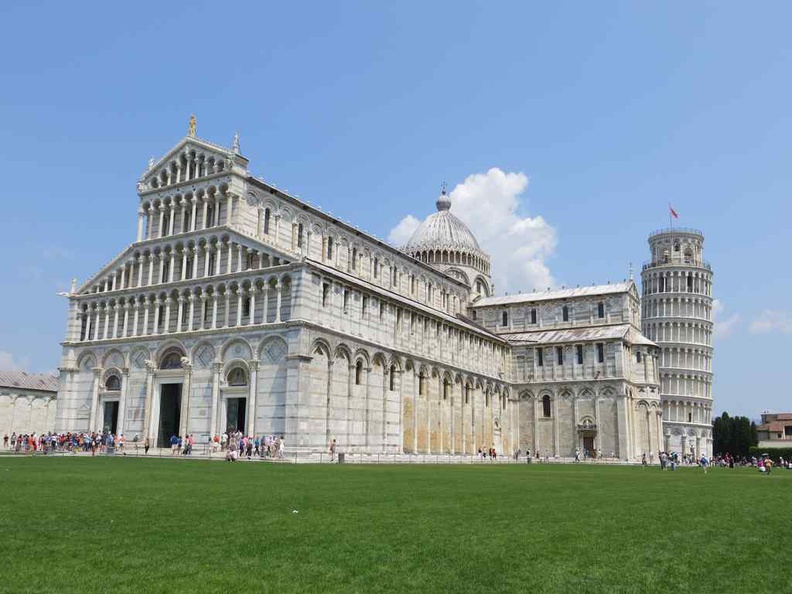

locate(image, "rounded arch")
(352, 348), (371, 368)
(102, 349), (125, 369)
(155, 339), (187, 364)
(77, 351), (97, 371)
(334, 343), (352, 363)
(310, 338), (332, 359)
(220, 338), (253, 362)
(259, 336), (289, 364)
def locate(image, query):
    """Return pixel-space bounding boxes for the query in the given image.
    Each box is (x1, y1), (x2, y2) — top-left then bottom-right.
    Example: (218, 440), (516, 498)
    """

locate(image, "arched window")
(443, 378), (450, 400)
(418, 372), (426, 395)
(502, 311), (508, 327)
(355, 361), (363, 386)
(351, 248), (357, 270)
(465, 384), (471, 404)
(562, 305), (569, 322)
(227, 367), (248, 386)
(297, 223), (304, 248)
(327, 237), (334, 260)
(206, 204), (215, 227)
(105, 375), (121, 391)
(636, 351), (642, 363)
(597, 302), (604, 319)
(389, 365), (397, 391)
(542, 395), (551, 418)
(264, 208), (271, 235)
(160, 350), (183, 369)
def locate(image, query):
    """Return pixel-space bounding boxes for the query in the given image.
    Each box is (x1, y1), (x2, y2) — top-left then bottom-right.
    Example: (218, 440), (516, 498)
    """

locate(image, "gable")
(137, 136), (249, 193)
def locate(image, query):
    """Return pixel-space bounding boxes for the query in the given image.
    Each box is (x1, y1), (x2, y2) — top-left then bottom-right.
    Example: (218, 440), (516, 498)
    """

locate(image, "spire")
(436, 182), (451, 211)
(629, 262), (634, 281)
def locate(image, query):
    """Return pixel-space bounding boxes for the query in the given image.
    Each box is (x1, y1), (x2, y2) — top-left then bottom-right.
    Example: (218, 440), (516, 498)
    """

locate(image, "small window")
(263, 208), (271, 235)
(362, 295), (368, 316)
(576, 345), (583, 365)
(688, 412), (692, 422)
(355, 361), (363, 385)
(636, 351), (642, 363)
(351, 248), (357, 271)
(542, 395), (551, 418)
(443, 379), (450, 400)
(297, 223), (304, 248)
(326, 237), (334, 260)
(472, 310), (477, 320)
(502, 311), (509, 327)
(596, 343), (604, 363)
(374, 258), (379, 278)
(243, 297), (251, 317)
(105, 375), (121, 391)
(322, 283), (330, 307)
(389, 365), (397, 391)
(530, 308), (537, 324)
(562, 305), (569, 322)
(556, 346), (563, 365)
(419, 372), (426, 395)
(537, 349), (544, 367)
(343, 289), (350, 313)
(208, 253), (216, 275)
(597, 302), (604, 319)
(228, 367), (248, 386)
(674, 242), (680, 252)
(687, 276), (693, 292)
(464, 385), (470, 404)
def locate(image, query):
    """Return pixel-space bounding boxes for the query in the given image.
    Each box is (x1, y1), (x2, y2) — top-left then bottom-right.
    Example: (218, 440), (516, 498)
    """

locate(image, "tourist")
(278, 436), (285, 459)
(3, 434), (8, 449)
(329, 439), (336, 462)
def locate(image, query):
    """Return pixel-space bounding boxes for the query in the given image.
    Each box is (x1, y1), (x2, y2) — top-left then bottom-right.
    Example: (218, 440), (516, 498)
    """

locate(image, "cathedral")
(54, 123), (714, 459)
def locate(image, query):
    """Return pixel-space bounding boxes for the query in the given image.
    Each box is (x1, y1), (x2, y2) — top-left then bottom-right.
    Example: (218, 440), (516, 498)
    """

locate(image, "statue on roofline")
(188, 114), (196, 137)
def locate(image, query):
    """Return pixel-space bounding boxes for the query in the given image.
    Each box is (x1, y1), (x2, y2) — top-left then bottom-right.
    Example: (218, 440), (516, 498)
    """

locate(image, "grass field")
(0, 457), (788, 594)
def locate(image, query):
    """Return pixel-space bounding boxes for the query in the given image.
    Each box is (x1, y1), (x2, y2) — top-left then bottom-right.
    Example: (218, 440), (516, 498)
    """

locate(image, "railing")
(648, 227), (704, 238)
(642, 259), (711, 271)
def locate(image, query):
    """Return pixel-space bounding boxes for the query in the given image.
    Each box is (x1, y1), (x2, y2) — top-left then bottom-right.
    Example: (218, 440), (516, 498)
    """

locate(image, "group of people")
(2, 431), (127, 455)
(216, 431), (285, 462)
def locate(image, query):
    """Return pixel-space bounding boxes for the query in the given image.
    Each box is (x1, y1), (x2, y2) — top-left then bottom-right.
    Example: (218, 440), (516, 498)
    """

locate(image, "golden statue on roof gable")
(188, 114), (196, 137)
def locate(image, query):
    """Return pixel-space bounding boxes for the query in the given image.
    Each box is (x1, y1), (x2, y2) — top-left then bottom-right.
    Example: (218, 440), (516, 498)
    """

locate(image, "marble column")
(247, 361), (259, 436)
(117, 368), (129, 436)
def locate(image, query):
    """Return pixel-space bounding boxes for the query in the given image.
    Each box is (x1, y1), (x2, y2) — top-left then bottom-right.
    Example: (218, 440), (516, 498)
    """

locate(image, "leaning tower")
(641, 228), (714, 458)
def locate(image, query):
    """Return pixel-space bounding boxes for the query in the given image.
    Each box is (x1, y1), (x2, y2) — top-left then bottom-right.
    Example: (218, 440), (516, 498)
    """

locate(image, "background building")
(641, 228), (714, 457)
(756, 412), (792, 449)
(0, 371), (59, 438)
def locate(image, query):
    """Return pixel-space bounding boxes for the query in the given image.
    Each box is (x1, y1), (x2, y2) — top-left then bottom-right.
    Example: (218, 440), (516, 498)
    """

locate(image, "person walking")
(329, 439), (336, 462)
(144, 436), (150, 455)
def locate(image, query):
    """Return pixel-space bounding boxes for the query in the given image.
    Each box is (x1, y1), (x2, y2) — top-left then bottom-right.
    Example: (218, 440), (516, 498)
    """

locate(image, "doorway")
(582, 435), (595, 457)
(103, 401), (119, 434)
(226, 398), (246, 434)
(158, 383), (182, 447)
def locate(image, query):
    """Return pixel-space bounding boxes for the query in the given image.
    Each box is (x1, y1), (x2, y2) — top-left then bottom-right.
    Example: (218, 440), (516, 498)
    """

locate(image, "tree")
(712, 412), (758, 457)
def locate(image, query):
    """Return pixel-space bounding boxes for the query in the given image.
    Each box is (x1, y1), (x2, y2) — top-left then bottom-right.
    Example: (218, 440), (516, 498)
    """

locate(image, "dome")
(404, 191), (482, 252)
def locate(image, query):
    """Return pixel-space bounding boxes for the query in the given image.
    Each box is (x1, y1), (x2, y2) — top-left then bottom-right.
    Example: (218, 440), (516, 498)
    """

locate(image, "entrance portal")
(582, 435), (595, 457)
(158, 383), (182, 447)
(226, 398), (246, 434)
(103, 401), (119, 434)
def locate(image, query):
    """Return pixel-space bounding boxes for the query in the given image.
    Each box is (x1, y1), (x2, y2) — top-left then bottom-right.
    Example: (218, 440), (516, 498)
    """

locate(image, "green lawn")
(0, 457), (788, 594)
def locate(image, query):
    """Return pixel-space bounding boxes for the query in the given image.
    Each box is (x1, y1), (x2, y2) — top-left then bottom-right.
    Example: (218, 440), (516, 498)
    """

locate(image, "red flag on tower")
(669, 204), (679, 219)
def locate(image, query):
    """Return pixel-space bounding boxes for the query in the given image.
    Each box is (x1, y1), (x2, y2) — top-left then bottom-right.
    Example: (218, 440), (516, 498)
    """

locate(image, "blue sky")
(1, 1), (790, 418)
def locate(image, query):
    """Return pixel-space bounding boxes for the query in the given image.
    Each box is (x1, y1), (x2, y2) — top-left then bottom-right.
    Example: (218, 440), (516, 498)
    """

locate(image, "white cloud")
(0, 350), (29, 372)
(749, 310), (792, 335)
(387, 215), (421, 246)
(388, 168), (557, 292)
(712, 299), (740, 340)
